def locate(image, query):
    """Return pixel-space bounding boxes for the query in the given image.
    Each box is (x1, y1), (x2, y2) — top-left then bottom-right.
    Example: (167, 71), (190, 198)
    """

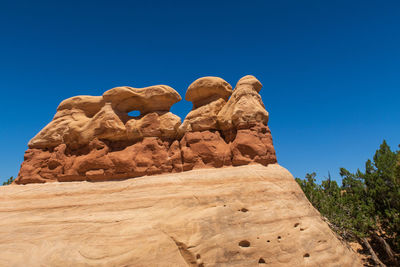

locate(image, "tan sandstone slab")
(0, 165), (361, 266)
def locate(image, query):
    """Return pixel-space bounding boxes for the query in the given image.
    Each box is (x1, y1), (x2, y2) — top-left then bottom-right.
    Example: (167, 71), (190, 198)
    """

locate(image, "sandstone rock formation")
(17, 84), (183, 184)
(0, 165), (362, 266)
(15, 75), (277, 184)
(6, 77), (362, 266)
(178, 77), (232, 134)
(178, 77), (233, 170)
(28, 85), (182, 150)
(178, 75), (277, 173)
(217, 75), (276, 166)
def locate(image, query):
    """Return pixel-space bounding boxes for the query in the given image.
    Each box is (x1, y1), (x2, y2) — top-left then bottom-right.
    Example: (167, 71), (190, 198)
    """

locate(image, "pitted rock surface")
(7, 76), (362, 266)
(16, 75), (277, 184)
(1, 165), (362, 266)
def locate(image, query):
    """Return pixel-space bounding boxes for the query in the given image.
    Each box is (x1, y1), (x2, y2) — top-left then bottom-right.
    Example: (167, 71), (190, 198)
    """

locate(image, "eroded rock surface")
(7, 76), (362, 266)
(0, 165), (362, 266)
(103, 85), (181, 114)
(217, 75), (276, 165)
(16, 75), (277, 184)
(218, 75), (268, 131)
(179, 75), (276, 171)
(185, 76), (232, 108)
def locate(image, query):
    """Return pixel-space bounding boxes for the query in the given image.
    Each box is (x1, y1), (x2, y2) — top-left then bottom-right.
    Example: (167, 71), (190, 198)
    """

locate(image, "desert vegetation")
(2, 176), (14, 186)
(296, 140), (399, 266)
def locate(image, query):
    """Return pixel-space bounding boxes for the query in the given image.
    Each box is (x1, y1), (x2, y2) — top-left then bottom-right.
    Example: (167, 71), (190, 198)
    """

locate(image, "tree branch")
(360, 237), (386, 267)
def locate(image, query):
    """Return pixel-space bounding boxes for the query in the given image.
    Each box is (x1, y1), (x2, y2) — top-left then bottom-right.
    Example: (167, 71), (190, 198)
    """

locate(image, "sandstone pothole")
(238, 240), (250, 247)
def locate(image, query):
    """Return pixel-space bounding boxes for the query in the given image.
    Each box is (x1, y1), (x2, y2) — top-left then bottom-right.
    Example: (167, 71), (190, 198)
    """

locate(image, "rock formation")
(0, 165), (362, 266)
(4, 76), (362, 266)
(16, 84), (183, 184)
(217, 75), (276, 166)
(15, 75), (277, 184)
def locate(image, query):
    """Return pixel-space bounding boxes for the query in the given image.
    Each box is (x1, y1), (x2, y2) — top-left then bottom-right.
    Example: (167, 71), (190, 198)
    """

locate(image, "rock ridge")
(15, 75), (277, 184)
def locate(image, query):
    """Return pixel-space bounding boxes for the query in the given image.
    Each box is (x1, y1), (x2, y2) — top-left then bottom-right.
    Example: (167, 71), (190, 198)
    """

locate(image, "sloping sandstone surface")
(0, 165), (361, 266)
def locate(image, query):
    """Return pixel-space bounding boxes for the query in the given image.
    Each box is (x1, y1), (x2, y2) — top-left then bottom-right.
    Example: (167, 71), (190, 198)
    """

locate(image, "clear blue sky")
(1, 0), (399, 184)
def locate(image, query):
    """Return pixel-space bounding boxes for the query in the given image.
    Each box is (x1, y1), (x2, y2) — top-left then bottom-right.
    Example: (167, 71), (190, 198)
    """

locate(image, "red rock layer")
(16, 122), (276, 184)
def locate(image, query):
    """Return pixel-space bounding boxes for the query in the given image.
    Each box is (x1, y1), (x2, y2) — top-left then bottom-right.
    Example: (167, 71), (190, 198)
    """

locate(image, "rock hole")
(240, 208), (248, 212)
(300, 228), (305, 231)
(266, 240), (270, 243)
(238, 240), (250, 247)
(261, 127), (267, 134)
(303, 253), (310, 258)
(294, 223), (300, 227)
(258, 257), (266, 264)
(196, 254), (201, 259)
(277, 236), (281, 240)
(223, 204), (226, 207)
(47, 160), (61, 170)
(128, 110), (140, 117)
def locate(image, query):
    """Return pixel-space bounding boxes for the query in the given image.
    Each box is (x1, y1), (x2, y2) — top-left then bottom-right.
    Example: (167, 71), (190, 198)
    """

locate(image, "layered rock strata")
(15, 76), (277, 184)
(6, 76), (363, 266)
(0, 165), (362, 266)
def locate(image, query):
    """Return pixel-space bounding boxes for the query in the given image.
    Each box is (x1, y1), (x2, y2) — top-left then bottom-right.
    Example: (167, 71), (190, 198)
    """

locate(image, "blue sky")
(1, 0), (399, 184)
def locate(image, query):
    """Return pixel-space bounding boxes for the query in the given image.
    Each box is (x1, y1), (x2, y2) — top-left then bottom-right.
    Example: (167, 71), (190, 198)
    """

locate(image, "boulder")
(179, 77), (232, 135)
(185, 76), (232, 108)
(103, 85), (181, 114)
(217, 75), (268, 131)
(57, 95), (105, 117)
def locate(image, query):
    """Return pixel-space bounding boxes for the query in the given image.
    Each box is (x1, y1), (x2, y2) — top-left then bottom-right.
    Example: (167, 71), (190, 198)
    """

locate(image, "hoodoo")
(15, 75), (276, 184)
(2, 75), (362, 266)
